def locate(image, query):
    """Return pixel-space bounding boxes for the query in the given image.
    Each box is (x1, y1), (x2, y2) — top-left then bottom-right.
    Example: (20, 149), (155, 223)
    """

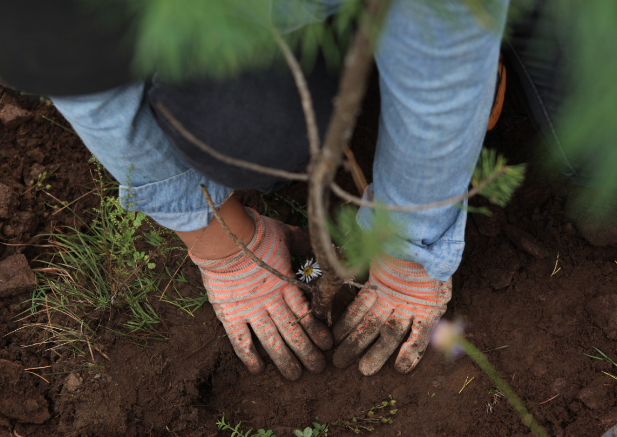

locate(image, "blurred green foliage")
(329, 205), (400, 276)
(556, 1), (617, 208)
(472, 149), (526, 208)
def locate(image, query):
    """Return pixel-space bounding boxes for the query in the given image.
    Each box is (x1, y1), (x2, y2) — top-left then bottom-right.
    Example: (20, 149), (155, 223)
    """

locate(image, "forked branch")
(329, 167), (508, 211)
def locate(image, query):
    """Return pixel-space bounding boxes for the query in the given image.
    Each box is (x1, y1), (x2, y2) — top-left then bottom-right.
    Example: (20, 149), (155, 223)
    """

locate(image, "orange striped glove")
(332, 252), (452, 376)
(191, 208), (332, 381)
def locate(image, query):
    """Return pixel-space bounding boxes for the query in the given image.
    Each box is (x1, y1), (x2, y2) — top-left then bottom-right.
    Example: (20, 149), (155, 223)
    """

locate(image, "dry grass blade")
(329, 166), (507, 211)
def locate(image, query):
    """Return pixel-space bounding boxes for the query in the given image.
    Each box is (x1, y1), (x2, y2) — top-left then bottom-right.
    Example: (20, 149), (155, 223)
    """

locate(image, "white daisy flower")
(296, 258), (322, 283)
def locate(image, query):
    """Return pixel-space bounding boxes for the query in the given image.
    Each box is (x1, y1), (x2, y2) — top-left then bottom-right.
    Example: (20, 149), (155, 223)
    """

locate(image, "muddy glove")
(333, 252), (452, 376)
(191, 208), (332, 381)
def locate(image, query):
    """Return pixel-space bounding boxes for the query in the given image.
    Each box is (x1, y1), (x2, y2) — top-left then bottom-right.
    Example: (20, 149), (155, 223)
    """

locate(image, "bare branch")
(329, 166), (508, 211)
(157, 102), (308, 182)
(200, 184), (313, 293)
(347, 280), (377, 290)
(271, 30), (321, 157)
(343, 145), (370, 197)
(307, 0), (393, 321)
(308, 1), (389, 283)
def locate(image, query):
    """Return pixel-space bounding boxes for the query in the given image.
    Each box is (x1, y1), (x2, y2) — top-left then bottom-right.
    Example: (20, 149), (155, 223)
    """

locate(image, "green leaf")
(329, 205), (400, 276)
(147, 263), (156, 270)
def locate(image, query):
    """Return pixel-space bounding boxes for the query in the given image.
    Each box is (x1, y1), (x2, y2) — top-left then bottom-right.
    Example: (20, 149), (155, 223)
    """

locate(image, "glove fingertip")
(358, 357), (383, 377)
(394, 350), (422, 374)
(280, 362), (303, 381)
(244, 356), (267, 375)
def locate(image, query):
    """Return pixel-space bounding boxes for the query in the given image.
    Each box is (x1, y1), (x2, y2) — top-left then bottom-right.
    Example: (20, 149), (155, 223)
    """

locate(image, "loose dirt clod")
(503, 223), (549, 258)
(0, 359), (50, 424)
(0, 254), (37, 297)
(0, 182), (17, 219)
(0, 104), (33, 129)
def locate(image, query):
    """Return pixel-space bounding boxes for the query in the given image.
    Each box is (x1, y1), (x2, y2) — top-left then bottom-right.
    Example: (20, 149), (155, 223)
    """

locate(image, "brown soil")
(1, 73), (617, 437)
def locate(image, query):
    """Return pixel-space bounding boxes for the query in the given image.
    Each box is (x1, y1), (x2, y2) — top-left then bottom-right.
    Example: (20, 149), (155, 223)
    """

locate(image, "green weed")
(23, 164), (200, 354)
(331, 395), (397, 433)
(216, 414), (277, 437)
(294, 421), (328, 437)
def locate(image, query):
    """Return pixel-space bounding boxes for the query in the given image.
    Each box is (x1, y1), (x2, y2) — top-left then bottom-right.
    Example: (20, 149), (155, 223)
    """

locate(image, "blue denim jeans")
(51, 0), (509, 281)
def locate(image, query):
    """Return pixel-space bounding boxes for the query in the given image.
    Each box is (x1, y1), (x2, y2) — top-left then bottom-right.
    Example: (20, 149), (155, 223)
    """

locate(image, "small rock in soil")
(26, 147), (46, 164)
(0, 104), (33, 129)
(63, 373), (83, 393)
(530, 362), (547, 378)
(482, 267), (513, 289)
(2, 224), (14, 238)
(0, 359), (50, 424)
(503, 224), (549, 258)
(0, 183), (17, 219)
(586, 294), (617, 340)
(0, 254), (37, 298)
(577, 378), (609, 410)
(551, 378), (568, 394)
(10, 211), (38, 236)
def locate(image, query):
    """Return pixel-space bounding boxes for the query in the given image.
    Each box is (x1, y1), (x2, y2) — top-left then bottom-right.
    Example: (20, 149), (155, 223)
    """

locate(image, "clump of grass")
(584, 347), (617, 381)
(21, 164), (205, 354)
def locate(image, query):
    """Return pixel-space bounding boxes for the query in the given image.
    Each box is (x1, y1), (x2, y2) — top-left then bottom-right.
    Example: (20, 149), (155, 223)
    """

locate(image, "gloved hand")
(191, 208), (332, 381)
(332, 252), (452, 376)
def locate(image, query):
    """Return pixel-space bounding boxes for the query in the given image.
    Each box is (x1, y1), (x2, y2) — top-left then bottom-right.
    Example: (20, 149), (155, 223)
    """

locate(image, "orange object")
(487, 53), (506, 131)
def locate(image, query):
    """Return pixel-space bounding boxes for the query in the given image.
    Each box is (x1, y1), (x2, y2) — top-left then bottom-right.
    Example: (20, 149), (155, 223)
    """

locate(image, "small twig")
(603, 371), (617, 381)
(41, 189), (65, 205)
(343, 145), (370, 197)
(538, 394), (559, 405)
(24, 365), (53, 371)
(329, 167), (508, 212)
(52, 185), (111, 216)
(551, 252), (561, 276)
(290, 311), (312, 326)
(200, 184), (312, 293)
(347, 280), (376, 290)
(459, 376), (475, 393)
(272, 30), (320, 157)
(156, 103), (308, 182)
(159, 254), (190, 301)
(0, 241), (55, 247)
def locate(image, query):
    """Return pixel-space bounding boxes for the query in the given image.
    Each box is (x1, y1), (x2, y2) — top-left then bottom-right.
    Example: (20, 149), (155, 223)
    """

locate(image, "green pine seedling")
(329, 204), (400, 277)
